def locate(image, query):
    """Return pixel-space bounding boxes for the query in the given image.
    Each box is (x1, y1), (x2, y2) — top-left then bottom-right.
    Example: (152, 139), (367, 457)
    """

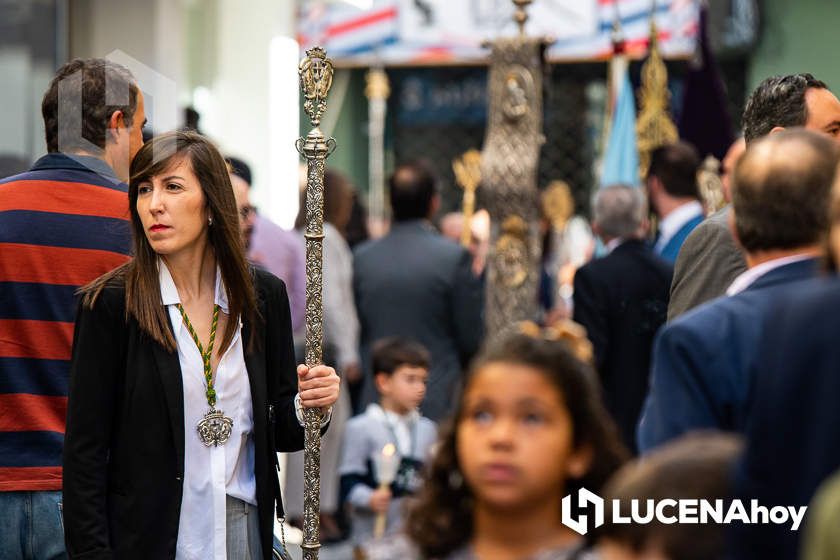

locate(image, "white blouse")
(160, 261), (253, 560)
(160, 261), (330, 559)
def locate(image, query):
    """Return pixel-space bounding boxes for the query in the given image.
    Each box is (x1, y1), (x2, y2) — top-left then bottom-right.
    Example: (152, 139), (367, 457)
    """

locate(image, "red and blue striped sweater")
(0, 153), (131, 491)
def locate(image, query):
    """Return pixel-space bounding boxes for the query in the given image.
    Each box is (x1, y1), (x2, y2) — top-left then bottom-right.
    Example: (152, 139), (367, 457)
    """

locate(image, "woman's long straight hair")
(81, 130), (258, 354)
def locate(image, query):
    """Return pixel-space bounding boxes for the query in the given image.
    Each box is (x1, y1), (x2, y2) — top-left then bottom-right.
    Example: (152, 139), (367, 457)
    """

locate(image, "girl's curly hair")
(404, 332), (628, 558)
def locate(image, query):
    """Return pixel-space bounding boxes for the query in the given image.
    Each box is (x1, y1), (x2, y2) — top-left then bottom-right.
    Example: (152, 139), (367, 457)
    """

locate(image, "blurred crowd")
(5, 58), (840, 560)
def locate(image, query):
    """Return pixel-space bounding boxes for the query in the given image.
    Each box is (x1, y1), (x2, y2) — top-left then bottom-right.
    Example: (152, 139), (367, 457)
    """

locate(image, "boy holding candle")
(338, 337), (438, 551)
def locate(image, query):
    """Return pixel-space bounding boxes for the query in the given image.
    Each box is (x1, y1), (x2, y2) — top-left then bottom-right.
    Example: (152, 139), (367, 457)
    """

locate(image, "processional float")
(481, 0), (552, 339)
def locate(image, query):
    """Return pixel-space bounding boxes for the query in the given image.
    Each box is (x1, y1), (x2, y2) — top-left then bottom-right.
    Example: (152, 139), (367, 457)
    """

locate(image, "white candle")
(375, 443), (399, 486)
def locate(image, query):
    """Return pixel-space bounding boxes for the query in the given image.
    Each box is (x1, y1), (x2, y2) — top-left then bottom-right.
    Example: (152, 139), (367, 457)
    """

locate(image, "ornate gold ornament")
(364, 67), (390, 100)
(452, 149), (482, 247)
(502, 68), (533, 121)
(299, 46), (334, 127)
(542, 180), (575, 231)
(513, 0), (534, 35)
(635, 20), (678, 177)
(493, 216), (530, 289)
(197, 409), (233, 447)
(295, 46), (336, 560)
(365, 67), (391, 234)
(697, 155), (725, 215)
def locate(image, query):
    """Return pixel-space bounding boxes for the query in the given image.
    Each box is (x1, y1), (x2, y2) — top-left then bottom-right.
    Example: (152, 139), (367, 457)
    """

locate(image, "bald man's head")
(732, 128), (838, 253)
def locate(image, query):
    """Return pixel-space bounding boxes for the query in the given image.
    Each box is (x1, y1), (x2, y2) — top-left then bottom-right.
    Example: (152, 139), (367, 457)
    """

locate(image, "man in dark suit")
(353, 162), (483, 421)
(637, 129), (837, 453)
(646, 142), (704, 263)
(573, 184), (672, 453)
(733, 276), (840, 560)
(669, 73), (840, 319)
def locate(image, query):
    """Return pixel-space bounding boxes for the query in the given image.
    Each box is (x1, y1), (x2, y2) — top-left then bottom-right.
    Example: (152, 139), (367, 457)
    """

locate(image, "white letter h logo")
(562, 488), (605, 535)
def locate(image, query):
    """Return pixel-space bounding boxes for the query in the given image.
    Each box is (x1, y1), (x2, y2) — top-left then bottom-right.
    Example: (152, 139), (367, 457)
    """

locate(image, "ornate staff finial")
(452, 149), (482, 247)
(512, 0), (533, 36)
(542, 180), (575, 232)
(299, 46), (334, 127)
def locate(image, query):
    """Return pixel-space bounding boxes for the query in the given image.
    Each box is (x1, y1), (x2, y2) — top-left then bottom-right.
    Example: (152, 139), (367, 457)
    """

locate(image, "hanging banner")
(297, 0), (699, 66)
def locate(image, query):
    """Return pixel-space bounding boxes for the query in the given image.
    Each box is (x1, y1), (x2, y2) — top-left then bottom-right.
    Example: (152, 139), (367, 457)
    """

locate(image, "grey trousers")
(226, 495), (263, 560)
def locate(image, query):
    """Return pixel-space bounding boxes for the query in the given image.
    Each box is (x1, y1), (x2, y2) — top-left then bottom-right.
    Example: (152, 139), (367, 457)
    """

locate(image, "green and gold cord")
(176, 303), (221, 407)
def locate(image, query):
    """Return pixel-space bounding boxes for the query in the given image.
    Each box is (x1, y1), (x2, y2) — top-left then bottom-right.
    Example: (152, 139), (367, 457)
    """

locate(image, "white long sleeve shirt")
(159, 261), (254, 560)
(160, 260), (330, 559)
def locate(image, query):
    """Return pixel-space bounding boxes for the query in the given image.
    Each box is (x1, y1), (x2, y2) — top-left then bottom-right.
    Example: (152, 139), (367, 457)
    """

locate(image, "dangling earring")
(208, 215), (213, 226)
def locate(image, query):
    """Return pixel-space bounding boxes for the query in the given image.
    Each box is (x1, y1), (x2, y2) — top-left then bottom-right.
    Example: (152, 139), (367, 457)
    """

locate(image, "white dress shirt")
(726, 254), (815, 296)
(160, 261), (254, 560)
(367, 403), (421, 457)
(160, 260), (330, 560)
(654, 200), (704, 253)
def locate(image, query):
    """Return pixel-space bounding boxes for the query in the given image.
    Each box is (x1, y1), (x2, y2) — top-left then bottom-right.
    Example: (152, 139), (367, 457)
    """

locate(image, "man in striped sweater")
(0, 58), (144, 558)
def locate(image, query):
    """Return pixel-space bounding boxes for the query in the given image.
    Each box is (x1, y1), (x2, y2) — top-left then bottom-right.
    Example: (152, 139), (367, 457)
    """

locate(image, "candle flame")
(382, 443), (396, 457)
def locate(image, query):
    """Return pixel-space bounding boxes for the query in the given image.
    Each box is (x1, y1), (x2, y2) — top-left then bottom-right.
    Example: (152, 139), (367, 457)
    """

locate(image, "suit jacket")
(63, 268), (304, 559)
(667, 206), (748, 321)
(657, 212), (704, 263)
(732, 276), (840, 560)
(637, 258), (818, 453)
(353, 220), (484, 421)
(572, 239), (672, 452)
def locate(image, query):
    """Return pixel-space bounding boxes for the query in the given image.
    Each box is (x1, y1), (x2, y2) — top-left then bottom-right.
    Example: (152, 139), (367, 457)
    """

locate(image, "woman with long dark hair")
(62, 131), (339, 559)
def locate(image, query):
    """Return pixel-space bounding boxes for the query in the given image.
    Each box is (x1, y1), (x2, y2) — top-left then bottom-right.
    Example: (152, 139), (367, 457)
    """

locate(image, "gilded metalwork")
(493, 216), (530, 289)
(196, 408), (233, 447)
(296, 46), (336, 560)
(519, 319), (594, 364)
(542, 180), (575, 231)
(452, 149), (482, 247)
(365, 67), (390, 234)
(481, 0), (552, 339)
(513, 0), (534, 35)
(502, 68), (533, 121)
(698, 155), (725, 215)
(365, 67), (390, 100)
(299, 47), (334, 127)
(636, 21), (678, 177)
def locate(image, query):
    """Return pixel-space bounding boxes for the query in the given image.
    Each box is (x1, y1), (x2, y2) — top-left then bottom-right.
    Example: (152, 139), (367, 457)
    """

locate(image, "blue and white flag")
(601, 69), (640, 187)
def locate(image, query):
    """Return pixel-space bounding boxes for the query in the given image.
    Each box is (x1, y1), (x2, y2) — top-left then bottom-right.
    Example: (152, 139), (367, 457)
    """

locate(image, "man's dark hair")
(647, 141), (701, 199)
(372, 337), (430, 377)
(733, 128), (838, 253)
(41, 58), (139, 154)
(742, 73), (829, 144)
(226, 156), (252, 186)
(388, 161), (437, 221)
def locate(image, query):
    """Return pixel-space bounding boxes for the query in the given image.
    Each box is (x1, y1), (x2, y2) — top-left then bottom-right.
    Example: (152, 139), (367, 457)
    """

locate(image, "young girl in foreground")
(371, 328), (627, 560)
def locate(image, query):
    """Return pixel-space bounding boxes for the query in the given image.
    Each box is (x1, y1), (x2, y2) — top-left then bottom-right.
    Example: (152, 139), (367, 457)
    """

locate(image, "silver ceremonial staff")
(296, 46), (336, 560)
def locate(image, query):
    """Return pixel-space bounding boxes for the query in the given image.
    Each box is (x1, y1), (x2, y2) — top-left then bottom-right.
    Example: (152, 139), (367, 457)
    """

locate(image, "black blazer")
(63, 268), (305, 559)
(572, 239), (673, 453)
